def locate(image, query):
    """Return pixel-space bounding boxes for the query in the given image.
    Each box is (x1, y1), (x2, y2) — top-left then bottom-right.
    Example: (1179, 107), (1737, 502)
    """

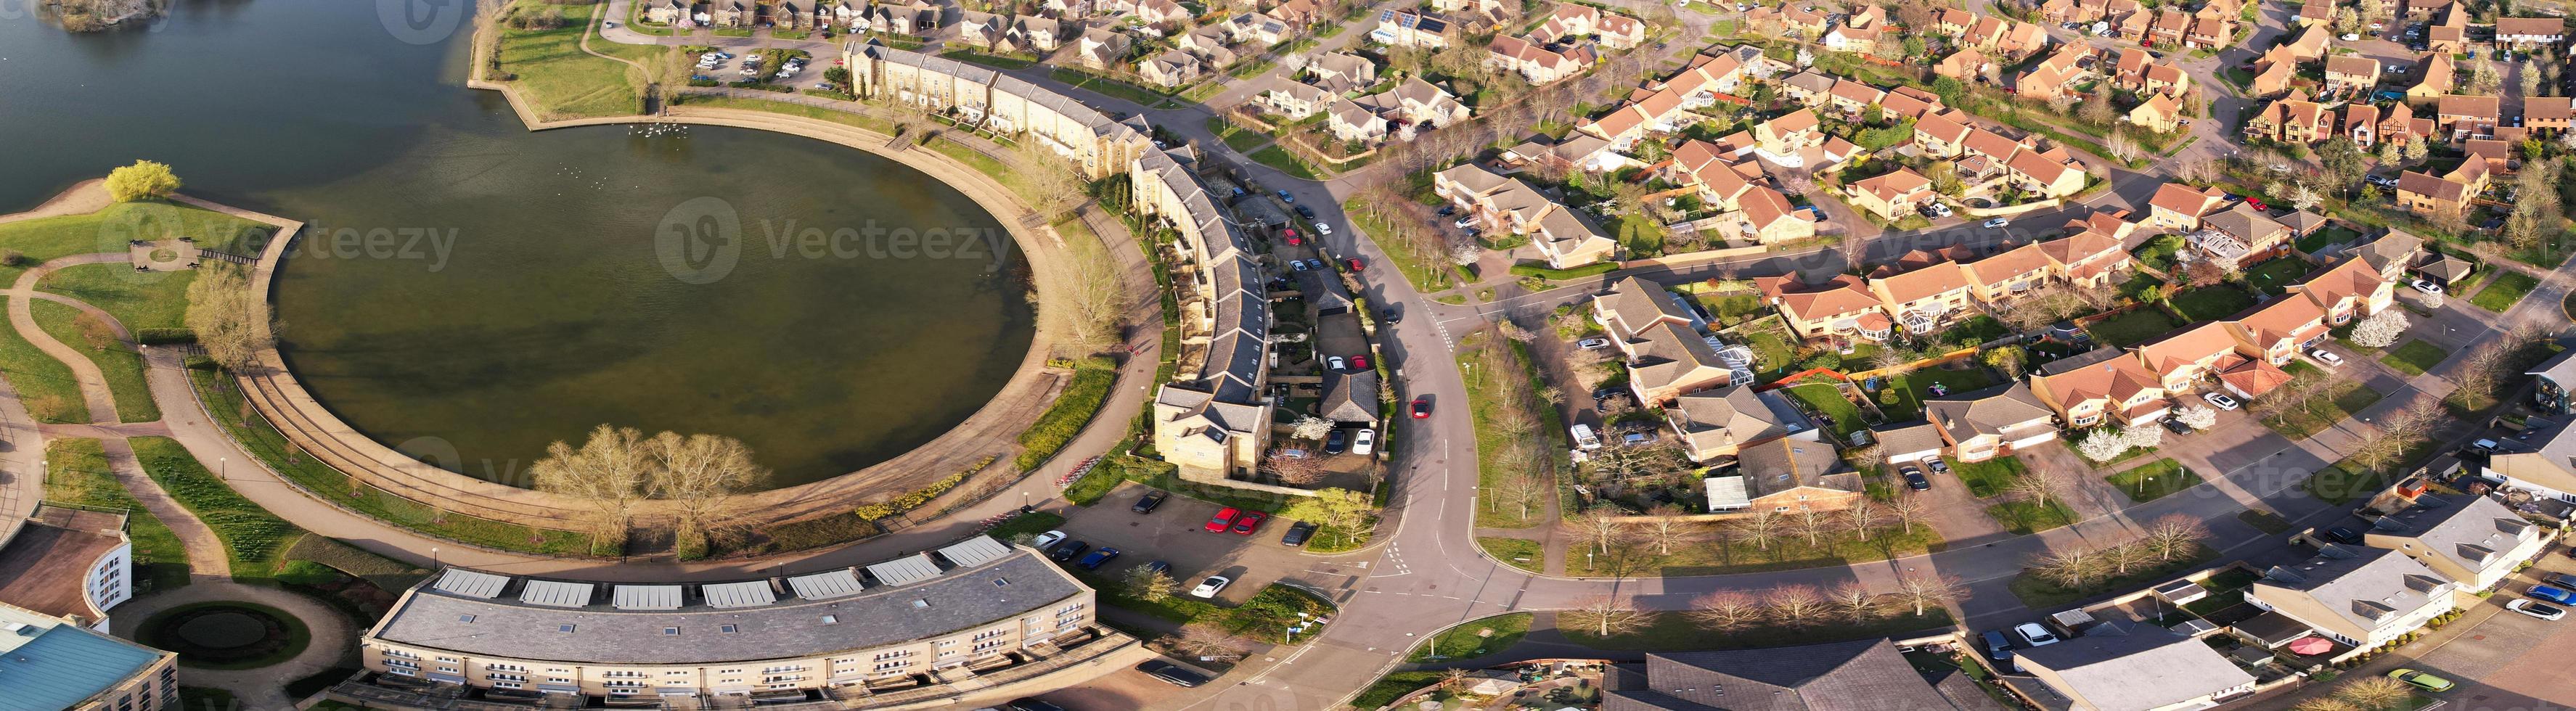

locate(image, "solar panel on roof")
(518, 580), (596, 608)
(865, 553), (944, 587)
(612, 585), (684, 610)
(699, 580), (777, 609)
(936, 536), (1013, 568)
(432, 569), (511, 599)
(786, 570), (866, 600)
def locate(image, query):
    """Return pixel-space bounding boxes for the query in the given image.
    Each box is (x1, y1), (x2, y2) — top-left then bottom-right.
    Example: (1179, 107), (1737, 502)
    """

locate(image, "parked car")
(1577, 337), (1611, 350)
(2326, 527), (2363, 544)
(2527, 585), (2576, 605)
(1137, 659), (1214, 688)
(1276, 189), (1295, 202)
(2388, 669), (2454, 692)
(1281, 521), (1318, 547)
(2202, 392), (2241, 411)
(1190, 575), (1232, 598)
(2542, 572), (2576, 589)
(1076, 548), (1121, 570)
(1410, 398), (1432, 419)
(2310, 349), (2344, 367)
(1928, 459), (1950, 474)
(1453, 217), (1477, 229)
(2367, 174), (2400, 186)
(2508, 599), (2568, 620)
(1232, 511), (1269, 534)
(1980, 630), (2016, 667)
(2341, 32), (2359, 40)
(1283, 229), (1301, 245)
(1033, 530), (1066, 550)
(1132, 490), (1169, 514)
(1327, 356), (1347, 370)
(1289, 259), (1314, 271)
(1351, 354), (1369, 370)
(1352, 428), (1377, 456)
(2468, 438), (2500, 455)
(2013, 622), (2059, 647)
(1140, 560), (1171, 577)
(2410, 279), (2445, 296)
(2164, 417), (2194, 435)
(1346, 258), (1365, 271)
(1902, 466), (1931, 490)
(1929, 202), (1953, 217)
(1296, 205), (1317, 220)
(1325, 429), (1349, 453)
(1048, 540), (1088, 562)
(1205, 507), (1241, 533)
(1982, 218), (2011, 229)
(2244, 196), (2269, 210)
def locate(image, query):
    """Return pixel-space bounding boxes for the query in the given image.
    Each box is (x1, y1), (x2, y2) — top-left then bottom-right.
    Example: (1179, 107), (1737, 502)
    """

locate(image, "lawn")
(2297, 225), (2364, 254)
(1880, 366), (2002, 421)
(1946, 454), (2027, 498)
(1456, 335), (1562, 529)
(938, 49), (1036, 69)
(44, 438), (192, 592)
(2303, 461), (2384, 504)
(2379, 339), (2448, 375)
(1047, 67), (1172, 107)
(2104, 459), (2201, 503)
(2260, 373), (2384, 440)
(0, 296), (89, 424)
(133, 436), (303, 580)
(1562, 609), (1955, 652)
(2244, 257), (2315, 295)
(2131, 234), (2186, 273)
(2183, 567), (2260, 617)
(1248, 145), (1325, 180)
(1566, 525), (1947, 577)
(30, 300), (156, 423)
(37, 262), (196, 336)
(1782, 382), (1868, 441)
(0, 201), (271, 283)
(492, 0), (664, 120)
(1479, 536), (1545, 573)
(1202, 116), (1270, 153)
(1407, 612), (1532, 662)
(1351, 672), (1445, 710)
(2008, 544), (2220, 608)
(2470, 270), (2540, 311)
(1984, 500), (2077, 535)
(1012, 357), (1116, 471)
(2166, 284), (2258, 321)
(2085, 308), (2185, 348)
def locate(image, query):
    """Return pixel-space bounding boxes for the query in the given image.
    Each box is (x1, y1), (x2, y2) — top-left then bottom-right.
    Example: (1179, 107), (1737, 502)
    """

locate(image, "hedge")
(1013, 358), (1118, 471)
(1509, 261), (1621, 280)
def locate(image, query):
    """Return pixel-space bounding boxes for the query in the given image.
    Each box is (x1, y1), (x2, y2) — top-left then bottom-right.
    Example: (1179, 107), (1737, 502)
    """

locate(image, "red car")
(1410, 398), (1431, 418)
(1352, 354), (1370, 369)
(1284, 229), (1301, 245)
(2243, 196), (2268, 210)
(1346, 258), (1365, 271)
(1204, 507), (1240, 533)
(1231, 511), (1268, 535)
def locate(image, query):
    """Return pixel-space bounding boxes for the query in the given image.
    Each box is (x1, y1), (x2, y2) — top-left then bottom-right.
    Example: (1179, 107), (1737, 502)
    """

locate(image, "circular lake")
(0, 1), (1032, 487)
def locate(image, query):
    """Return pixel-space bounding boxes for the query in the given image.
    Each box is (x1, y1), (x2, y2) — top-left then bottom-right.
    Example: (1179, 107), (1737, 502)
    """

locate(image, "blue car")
(1076, 547), (1122, 570)
(2527, 585), (2576, 605)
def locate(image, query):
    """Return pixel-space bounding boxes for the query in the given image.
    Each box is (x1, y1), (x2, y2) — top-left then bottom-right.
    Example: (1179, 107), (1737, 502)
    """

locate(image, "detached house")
(2437, 94), (2503, 139)
(1924, 383), (2060, 462)
(1593, 276), (1733, 405)
(2364, 495), (2550, 591)
(2285, 256), (2395, 327)
(1704, 437), (1862, 514)
(1370, 9), (1449, 47)
(1666, 385), (1819, 463)
(2395, 155), (2490, 216)
(2325, 55), (2381, 95)
(2134, 322), (2241, 391)
(1487, 36), (1586, 84)
(2244, 545), (2460, 648)
(2245, 94), (2336, 144)
(2030, 347), (2171, 427)
(1757, 274), (1891, 342)
(1432, 164), (1616, 268)
(1844, 169), (1933, 222)
(1866, 261), (1975, 336)
(2195, 202), (2291, 266)
(2225, 293), (2330, 366)
(1140, 49), (1201, 88)
(2483, 420), (2576, 504)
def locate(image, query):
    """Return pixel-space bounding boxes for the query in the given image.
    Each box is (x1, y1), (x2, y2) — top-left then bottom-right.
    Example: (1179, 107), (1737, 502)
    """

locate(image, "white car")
(2508, 599), (2567, 620)
(1033, 530), (1067, 550)
(1577, 337), (1611, 350)
(2366, 174), (2400, 186)
(2341, 33), (2360, 41)
(1929, 202), (1953, 218)
(1982, 218), (2011, 229)
(2410, 279), (2445, 296)
(2013, 622), (2060, 647)
(1352, 428), (1376, 456)
(1452, 218), (1476, 229)
(1316, 221), (1334, 235)
(2202, 392), (2241, 411)
(2310, 349), (2345, 367)
(1327, 356), (1347, 371)
(1190, 575), (1232, 599)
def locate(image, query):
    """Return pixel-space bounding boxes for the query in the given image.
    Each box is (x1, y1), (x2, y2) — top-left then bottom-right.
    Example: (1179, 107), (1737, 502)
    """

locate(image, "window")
(822, 615), (839, 624)
(558, 624), (576, 633)
(720, 624), (739, 633)
(665, 627), (682, 636)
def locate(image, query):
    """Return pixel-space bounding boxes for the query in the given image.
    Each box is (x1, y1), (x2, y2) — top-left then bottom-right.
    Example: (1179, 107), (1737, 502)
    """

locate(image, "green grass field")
(2471, 271), (2540, 311)
(37, 262), (196, 333)
(2086, 308), (2185, 347)
(29, 300), (156, 422)
(1946, 454), (2027, 498)
(2166, 284), (2258, 321)
(1985, 499), (2077, 535)
(133, 435), (305, 580)
(2380, 339), (2448, 375)
(1566, 525), (1947, 577)
(1479, 536), (1545, 573)
(1407, 612), (1532, 662)
(1782, 382), (1868, 440)
(1456, 335), (1561, 529)
(1248, 145), (1324, 180)
(0, 297), (89, 423)
(44, 438), (192, 591)
(493, 1), (666, 120)
(2105, 459), (2201, 503)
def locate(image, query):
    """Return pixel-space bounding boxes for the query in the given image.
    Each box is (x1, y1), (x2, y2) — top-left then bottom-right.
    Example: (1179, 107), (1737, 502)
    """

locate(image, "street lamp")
(432, 546), (441, 569)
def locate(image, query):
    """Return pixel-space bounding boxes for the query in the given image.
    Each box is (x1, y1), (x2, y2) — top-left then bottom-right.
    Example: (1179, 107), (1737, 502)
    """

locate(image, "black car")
(1132, 490), (1170, 514)
(1903, 468), (1931, 491)
(1282, 520), (1319, 546)
(1137, 659), (1214, 688)
(1382, 307), (1402, 324)
(2164, 418), (2193, 435)
(1048, 541), (1089, 562)
(2326, 527), (2363, 545)
(1435, 205), (1455, 216)
(1006, 699), (1068, 711)
(2545, 572), (2576, 588)
(1297, 205), (1318, 220)
(1325, 429), (1349, 453)
(1981, 630), (2014, 662)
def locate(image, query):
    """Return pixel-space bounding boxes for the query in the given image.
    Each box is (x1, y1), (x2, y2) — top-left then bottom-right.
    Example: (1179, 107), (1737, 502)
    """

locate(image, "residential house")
(2395, 155), (2490, 215)
(1963, 242), (2054, 305)
(1132, 0), (1192, 25)
(2130, 93), (2184, 133)
(1757, 274), (1890, 342)
(2005, 145), (2089, 199)
(2015, 623), (2260, 711)
(2364, 495), (2551, 591)
(1268, 0), (1321, 26)
(2244, 545), (2460, 647)
(2249, 45), (2298, 97)
(1431, 0), (1511, 24)
(2184, 15), (2231, 48)
(957, 10), (1008, 49)
(2148, 182), (2228, 231)
(1306, 52), (1378, 94)
(1866, 260), (1974, 335)
(2342, 102), (2382, 147)
(1846, 169), (1933, 222)
(1139, 49), (1201, 88)
(1704, 437), (1862, 513)
(1355, 77), (1472, 128)
(2296, 0), (2333, 25)
(2196, 201), (2291, 265)
(711, 0), (751, 27)
(1222, 11), (1289, 45)
(1753, 108), (1828, 156)
(2325, 55), (2381, 96)
(2426, 9), (2469, 53)
(1878, 86), (1945, 122)
(1431, 164), (1616, 268)
(1529, 2), (1646, 49)
(2147, 9), (2189, 46)
(1370, 9), (1449, 47)
(1913, 112), (1976, 157)
(2282, 23), (2331, 62)
(1488, 36), (1585, 83)
(1825, 78), (1885, 117)
(643, 0), (687, 25)
(1820, 4), (1887, 54)
(2225, 292), (2331, 365)
(1602, 641), (1982, 710)
(2482, 419), (2576, 501)
(1783, 70), (1839, 106)
(1153, 385), (1274, 477)
(2494, 17), (2568, 46)
(1592, 276), (1733, 404)
(1666, 385), (1820, 463)
(1737, 185), (1819, 244)
(2526, 96), (2574, 133)
(1935, 47), (1994, 81)
(2039, 221), (2133, 287)
(2353, 229), (2427, 283)
(2134, 322), (2241, 391)
(1767, 1), (1838, 36)
(2016, 45), (2091, 104)
(2029, 346), (2171, 427)
(1261, 79), (1332, 118)
(1075, 28), (1131, 70)
(1326, 98), (1389, 141)
(1876, 423), (1950, 464)
(773, 0), (816, 28)
(1924, 383), (2060, 462)
(2285, 256), (2395, 326)
(2407, 54), (2454, 102)
(1500, 132), (1630, 175)
(2245, 94), (2336, 144)
(2437, 94), (2502, 139)
(1005, 15), (1068, 52)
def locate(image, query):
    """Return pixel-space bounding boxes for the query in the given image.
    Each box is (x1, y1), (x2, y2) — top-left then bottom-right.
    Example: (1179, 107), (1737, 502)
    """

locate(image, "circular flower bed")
(137, 601), (310, 669)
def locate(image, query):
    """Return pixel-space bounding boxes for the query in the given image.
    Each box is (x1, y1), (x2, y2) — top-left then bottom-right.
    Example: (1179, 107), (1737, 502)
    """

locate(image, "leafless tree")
(1049, 238), (1132, 355)
(1892, 572), (1970, 616)
(1791, 506), (1836, 547)
(1764, 585), (1832, 628)
(1638, 505), (1696, 555)
(1496, 471), (1549, 520)
(2102, 541), (2153, 576)
(1169, 624), (1251, 658)
(2334, 677), (2415, 711)
(1574, 507), (1634, 556)
(2031, 545), (2103, 590)
(2142, 514), (2211, 562)
(1730, 508), (1783, 551)
(1684, 590), (1764, 631)
(1563, 596), (1651, 638)
(646, 430), (770, 557)
(2008, 471), (2070, 511)
(1843, 498), (1881, 542)
(1884, 495), (1927, 535)
(1827, 581), (1882, 622)
(1266, 448), (1330, 485)
(2292, 697), (2364, 711)
(531, 424), (657, 553)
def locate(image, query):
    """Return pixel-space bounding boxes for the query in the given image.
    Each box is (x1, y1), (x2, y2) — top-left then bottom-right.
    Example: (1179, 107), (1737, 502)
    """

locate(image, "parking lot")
(1038, 481), (1370, 606)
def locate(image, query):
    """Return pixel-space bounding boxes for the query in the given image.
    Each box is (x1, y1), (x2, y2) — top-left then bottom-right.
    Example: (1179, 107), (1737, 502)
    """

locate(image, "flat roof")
(0, 603), (166, 711)
(0, 506), (126, 622)
(434, 569), (510, 599)
(611, 585), (683, 611)
(867, 553), (944, 587)
(785, 570), (865, 600)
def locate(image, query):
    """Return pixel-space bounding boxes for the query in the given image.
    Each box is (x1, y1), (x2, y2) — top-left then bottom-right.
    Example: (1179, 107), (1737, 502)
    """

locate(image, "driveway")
(1048, 482), (1369, 606)
(1910, 459), (2011, 547)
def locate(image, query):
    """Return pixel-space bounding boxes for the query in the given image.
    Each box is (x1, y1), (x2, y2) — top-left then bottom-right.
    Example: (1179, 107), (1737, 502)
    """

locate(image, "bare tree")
(1049, 239), (1131, 355)
(2141, 514), (2211, 562)
(1290, 415), (1335, 441)
(1638, 505), (1695, 555)
(2102, 541), (2153, 576)
(1892, 572), (1970, 616)
(2334, 677), (2415, 710)
(1791, 507), (1837, 547)
(1169, 624), (1251, 658)
(1497, 471), (1548, 519)
(531, 424), (657, 553)
(1684, 590), (1764, 631)
(1563, 596), (1651, 638)
(1764, 585), (1832, 628)
(1574, 507), (1635, 557)
(1266, 448), (1330, 485)
(1125, 565), (1179, 601)
(2292, 699), (2364, 711)
(1729, 508), (1783, 551)
(2031, 546), (2103, 590)
(646, 430), (770, 557)
(1884, 495), (1927, 535)
(1843, 498), (1881, 542)
(1827, 581), (1882, 622)
(2008, 471), (2070, 511)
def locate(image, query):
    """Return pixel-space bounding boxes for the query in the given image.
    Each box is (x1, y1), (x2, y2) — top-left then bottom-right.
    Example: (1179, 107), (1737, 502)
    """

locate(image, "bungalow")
(2395, 155), (2490, 216)
(2485, 420), (2576, 501)
(2354, 230), (2427, 283)
(1783, 70), (1838, 106)
(2225, 293), (2331, 365)
(2324, 55), (2381, 96)
(1845, 169), (1933, 222)
(1757, 274), (1890, 342)
(1703, 437), (1863, 514)
(2244, 545), (2459, 648)
(2493, 17), (2568, 47)
(1825, 79), (1884, 117)
(1923, 383), (2060, 462)
(1370, 9), (1450, 47)
(2135, 321), (2242, 390)
(2016, 624), (2259, 711)
(1866, 261), (1975, 335)
(1666, 385), (1820, 463)
(2029, 347), (2170, 427)
(2364, 495), (2550, 591)
(1622, 319), (1735, 407)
